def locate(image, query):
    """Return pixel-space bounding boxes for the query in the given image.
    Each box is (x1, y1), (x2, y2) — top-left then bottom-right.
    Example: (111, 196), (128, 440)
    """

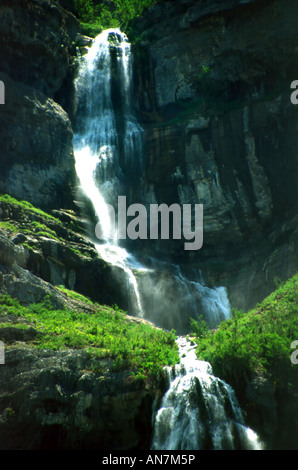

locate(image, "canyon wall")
(0, 0), (79, 209)
(131, 0), (298, 311)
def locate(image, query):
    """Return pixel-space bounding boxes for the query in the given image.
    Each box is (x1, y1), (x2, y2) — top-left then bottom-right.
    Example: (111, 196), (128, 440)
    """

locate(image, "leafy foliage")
(0, 293), (179, 380)
(189, 315), (209, 339)
(194, 274), (298, 383)
(72, 0), (163, 36)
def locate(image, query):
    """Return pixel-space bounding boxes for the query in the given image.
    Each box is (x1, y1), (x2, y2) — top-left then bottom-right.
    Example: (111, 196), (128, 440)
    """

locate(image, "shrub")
(194, 274), (298, 382)
(72, 0), (163, 36)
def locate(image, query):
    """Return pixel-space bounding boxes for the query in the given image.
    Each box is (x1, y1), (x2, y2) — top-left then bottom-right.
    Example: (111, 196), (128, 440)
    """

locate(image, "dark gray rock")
(0, 72), (75, 210)
(0, 347), (155, 450)
(0, 0), (80, 210)
(0, 0), (79, 98)
(132, 0), (298, 312)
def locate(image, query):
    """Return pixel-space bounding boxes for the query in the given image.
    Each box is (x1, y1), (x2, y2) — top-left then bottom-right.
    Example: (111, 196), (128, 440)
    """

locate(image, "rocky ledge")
(0, 196), (134, 310)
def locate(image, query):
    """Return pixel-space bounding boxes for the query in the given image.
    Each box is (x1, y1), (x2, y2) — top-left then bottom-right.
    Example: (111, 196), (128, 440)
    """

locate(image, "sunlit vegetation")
(57, 285), (94, 305)
(0, 293), (179, 380)
(0, 194), (61, 223)
(0, 193), (93, 259)
(72, 0), (163, 36)
(192, 274), (298, 383)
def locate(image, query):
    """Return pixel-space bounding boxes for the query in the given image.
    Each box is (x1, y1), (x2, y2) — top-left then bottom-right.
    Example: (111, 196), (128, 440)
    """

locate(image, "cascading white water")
(174, 266), (231, 328)
(73, 29), (146, 316)
(73, 29), (262, 451)
(73, 28), (233, 330)
(151, 337), (263, 450)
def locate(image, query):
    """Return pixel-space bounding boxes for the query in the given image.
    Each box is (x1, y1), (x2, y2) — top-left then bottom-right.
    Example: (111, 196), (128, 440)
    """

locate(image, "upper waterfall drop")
(72, 28), (231, 332)
(73, 28), (144, 244)
(73, 29), (147, 317)
(73, 29), (120, 242)
(72, 26), (235, 330)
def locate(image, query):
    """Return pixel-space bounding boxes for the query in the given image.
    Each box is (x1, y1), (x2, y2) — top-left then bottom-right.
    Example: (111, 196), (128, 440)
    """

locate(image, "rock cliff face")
(0, 72), (75, 210)
(0, 0), (79, 209)
(131, 0), (298, 311)
(0, 347), (155, 450)
(0, 198), (163, 450)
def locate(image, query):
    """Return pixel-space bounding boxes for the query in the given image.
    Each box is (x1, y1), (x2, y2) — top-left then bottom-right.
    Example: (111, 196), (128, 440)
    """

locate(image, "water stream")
(73, 29), (147, 317)
(73, 28), (263, 451)
(151, 337), (263, 450)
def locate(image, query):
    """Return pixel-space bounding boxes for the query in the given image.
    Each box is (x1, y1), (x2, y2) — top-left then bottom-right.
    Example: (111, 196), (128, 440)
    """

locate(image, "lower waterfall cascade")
(151, 337), (263, 450)
(73, 28), (263, 450)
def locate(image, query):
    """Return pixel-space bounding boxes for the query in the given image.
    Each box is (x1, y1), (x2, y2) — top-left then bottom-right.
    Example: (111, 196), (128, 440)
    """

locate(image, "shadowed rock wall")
(131, 0), (298, 311)
(0, 0), (80, 209)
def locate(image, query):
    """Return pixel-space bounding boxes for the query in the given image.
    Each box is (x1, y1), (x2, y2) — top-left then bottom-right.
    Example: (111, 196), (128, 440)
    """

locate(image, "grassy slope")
(0, 293), (179, 381)
(194, 273), (298, 386)
(0, 192), (179, 381)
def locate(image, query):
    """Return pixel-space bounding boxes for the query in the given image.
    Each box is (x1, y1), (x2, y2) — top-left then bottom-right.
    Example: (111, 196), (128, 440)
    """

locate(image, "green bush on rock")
(194, 274), (298, 383)
(72, 0), (164, 37)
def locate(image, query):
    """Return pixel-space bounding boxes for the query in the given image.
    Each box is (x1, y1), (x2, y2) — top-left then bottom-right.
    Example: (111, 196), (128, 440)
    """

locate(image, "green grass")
(0, 193), (94, 260)
(0, 208), (59, 241)
(57, 285), (94, 305)
(193, 274), (298, 383)
(0, 221), (18, 232)
(0, 194), (61, 223)
(0, 293), (179, 380)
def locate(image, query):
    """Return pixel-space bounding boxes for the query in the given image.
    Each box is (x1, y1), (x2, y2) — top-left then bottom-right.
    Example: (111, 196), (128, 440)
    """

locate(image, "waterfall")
(73, 28), (232, 332)
(174, 266), (231, 328)
(73, 29), (147, 317)
(151, 337), (263, 450)
(72, 29), (263, 451)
